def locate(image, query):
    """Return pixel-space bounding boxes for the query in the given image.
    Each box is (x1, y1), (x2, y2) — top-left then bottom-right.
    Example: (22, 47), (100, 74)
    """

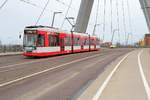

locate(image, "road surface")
(78, 48), (150, 100)
(0, 48), (133, 100)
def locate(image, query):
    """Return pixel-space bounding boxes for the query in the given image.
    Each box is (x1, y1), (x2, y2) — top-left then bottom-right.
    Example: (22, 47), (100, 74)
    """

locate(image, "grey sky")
(0, 0), (148, 44)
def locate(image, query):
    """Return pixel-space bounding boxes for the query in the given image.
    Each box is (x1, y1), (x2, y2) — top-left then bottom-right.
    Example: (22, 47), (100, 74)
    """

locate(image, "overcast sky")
(0, 0), (148, 44)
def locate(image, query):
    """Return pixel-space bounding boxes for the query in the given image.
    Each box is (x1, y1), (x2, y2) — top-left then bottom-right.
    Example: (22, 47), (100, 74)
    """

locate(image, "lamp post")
(92, 23), (103, 36)
(51, 11), (62, 27)
(111, 29), (119, 44)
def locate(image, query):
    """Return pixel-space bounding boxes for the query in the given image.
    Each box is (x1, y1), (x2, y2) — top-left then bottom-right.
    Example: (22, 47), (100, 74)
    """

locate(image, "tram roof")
(24, 25), (96, 37)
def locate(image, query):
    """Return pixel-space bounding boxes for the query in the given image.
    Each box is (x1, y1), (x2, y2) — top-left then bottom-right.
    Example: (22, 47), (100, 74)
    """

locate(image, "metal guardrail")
(0, 45), (23, 53)
(0, 45), (23, 56)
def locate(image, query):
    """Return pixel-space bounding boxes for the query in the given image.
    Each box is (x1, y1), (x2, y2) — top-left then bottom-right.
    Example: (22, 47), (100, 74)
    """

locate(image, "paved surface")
(0, 52), (22, 56)
(0, 48), (132, 100)
(78, 48), (150, 100)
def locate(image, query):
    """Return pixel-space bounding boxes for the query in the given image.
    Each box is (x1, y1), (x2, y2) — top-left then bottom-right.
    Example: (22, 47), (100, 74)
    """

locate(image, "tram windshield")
(24, 33), (37, 47)
(24, 30), (45, 47)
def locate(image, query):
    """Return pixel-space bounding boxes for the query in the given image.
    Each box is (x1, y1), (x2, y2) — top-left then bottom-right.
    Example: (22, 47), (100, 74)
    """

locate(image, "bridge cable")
(20, 0), (73, 26)
(0, 0), (8, 10)
(55, 0), (75, 11)
(93, 0), (100, 36)
(20, 0), (73, 13)
(60, 0), (73, 28)
(20, 0), (38, 7)
(102, 0), (106, 41)
(55, 0), (69, 6)
(116, 0), (120, 43)
(35, 0), (50, 25)
(126, 0), (133, 45)
(110, 0), (114, 43)
(122, 0), (127, 45)
(110, 0), (113, 35)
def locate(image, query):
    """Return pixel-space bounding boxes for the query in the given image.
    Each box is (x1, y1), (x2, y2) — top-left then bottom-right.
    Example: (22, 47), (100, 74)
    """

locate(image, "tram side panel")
(23, 28), (100, 57)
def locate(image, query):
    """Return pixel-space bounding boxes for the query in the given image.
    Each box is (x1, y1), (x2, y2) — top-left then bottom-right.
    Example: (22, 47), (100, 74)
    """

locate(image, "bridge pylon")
(74, 0), (94, 33)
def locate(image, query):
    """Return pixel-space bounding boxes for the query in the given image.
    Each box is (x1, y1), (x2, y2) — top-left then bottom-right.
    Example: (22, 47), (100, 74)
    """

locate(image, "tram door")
(60, 38), (65, 51)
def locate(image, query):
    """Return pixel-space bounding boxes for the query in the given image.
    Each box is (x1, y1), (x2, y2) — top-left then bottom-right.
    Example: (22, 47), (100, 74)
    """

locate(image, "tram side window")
(91, 39), (95, 45)
(65, 36), (71, 46)
(96, 39), (99, 45)
(80, 38), (84, 46)
(37, 34), (45, 47)
(84, 39), (89, 45)
(74, 37), (80, 46)
(92, 39), (95, 45)
(49, 35), (59, 46)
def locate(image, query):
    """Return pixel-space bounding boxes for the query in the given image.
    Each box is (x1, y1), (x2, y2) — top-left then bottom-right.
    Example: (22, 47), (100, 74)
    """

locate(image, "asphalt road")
(0, 48), (133, 100)
(78, 48), (150, 100)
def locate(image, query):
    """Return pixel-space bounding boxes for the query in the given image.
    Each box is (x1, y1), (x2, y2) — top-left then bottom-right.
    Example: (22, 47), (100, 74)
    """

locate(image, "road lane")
(33, 51), (128, 100)
(92, 51), (131, 100)
(0, 49), (105, 69)
(78, 49), (150, 100)
(0, 48), (131, 100)
(141, 48), (150, 86)
(0, 53), (104, 87)
(138, 50), (150, 100)
(140, 48), (150, 99)
(0, 48), (131, 85)
(98, 50), (147, 100)
(0, 48), (128, 69)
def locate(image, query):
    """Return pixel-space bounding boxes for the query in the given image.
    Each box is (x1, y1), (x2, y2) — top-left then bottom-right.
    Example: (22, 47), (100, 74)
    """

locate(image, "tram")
(23, 26), (100, 57)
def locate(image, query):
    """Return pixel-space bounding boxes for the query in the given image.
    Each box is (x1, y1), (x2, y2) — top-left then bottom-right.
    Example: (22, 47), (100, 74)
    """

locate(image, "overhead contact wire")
(60, 0), (73, 28)
(35, 0), (50, 25)
(0, 0), (8, 10)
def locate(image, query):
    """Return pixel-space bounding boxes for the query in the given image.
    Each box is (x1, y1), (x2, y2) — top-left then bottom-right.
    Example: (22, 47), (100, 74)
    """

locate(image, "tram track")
(0, 48), (132, 85)
(0, 48), (114, 68)
(0, 48), (131, 74)
(0, 51), (111, 72)
(0, 48), (133, 100)
(0, 48), (112, 70)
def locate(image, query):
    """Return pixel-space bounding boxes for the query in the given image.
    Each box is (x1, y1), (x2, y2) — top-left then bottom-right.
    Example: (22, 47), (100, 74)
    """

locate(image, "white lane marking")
(17, 53), (116, 100)
(16, 72), (79, 100)
(92, 52), (131, 100)
(0, 53), (101, 87)
(138, 49), (150, 100)
(0, 52), (100, 70)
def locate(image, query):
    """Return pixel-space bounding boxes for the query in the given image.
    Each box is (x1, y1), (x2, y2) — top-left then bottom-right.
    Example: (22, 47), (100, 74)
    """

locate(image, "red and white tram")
(23, 26), (100, 57)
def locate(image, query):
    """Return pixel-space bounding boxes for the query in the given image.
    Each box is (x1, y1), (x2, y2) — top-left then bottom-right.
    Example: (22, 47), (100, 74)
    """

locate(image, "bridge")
(0, 0), (150, 100)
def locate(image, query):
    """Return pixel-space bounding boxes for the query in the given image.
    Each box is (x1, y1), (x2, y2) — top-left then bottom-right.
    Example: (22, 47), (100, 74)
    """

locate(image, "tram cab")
(24, 30), (44, 52)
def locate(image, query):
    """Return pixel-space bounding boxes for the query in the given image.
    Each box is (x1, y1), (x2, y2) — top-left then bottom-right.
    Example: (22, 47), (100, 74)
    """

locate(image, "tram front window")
(24, 33), (37, 47)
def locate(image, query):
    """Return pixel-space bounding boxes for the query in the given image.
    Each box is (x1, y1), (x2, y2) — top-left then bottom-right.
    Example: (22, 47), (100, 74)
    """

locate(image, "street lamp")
(92, 23), (104, 36)
(51, 11), (62, 27)
(111, 29), (119, 44)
